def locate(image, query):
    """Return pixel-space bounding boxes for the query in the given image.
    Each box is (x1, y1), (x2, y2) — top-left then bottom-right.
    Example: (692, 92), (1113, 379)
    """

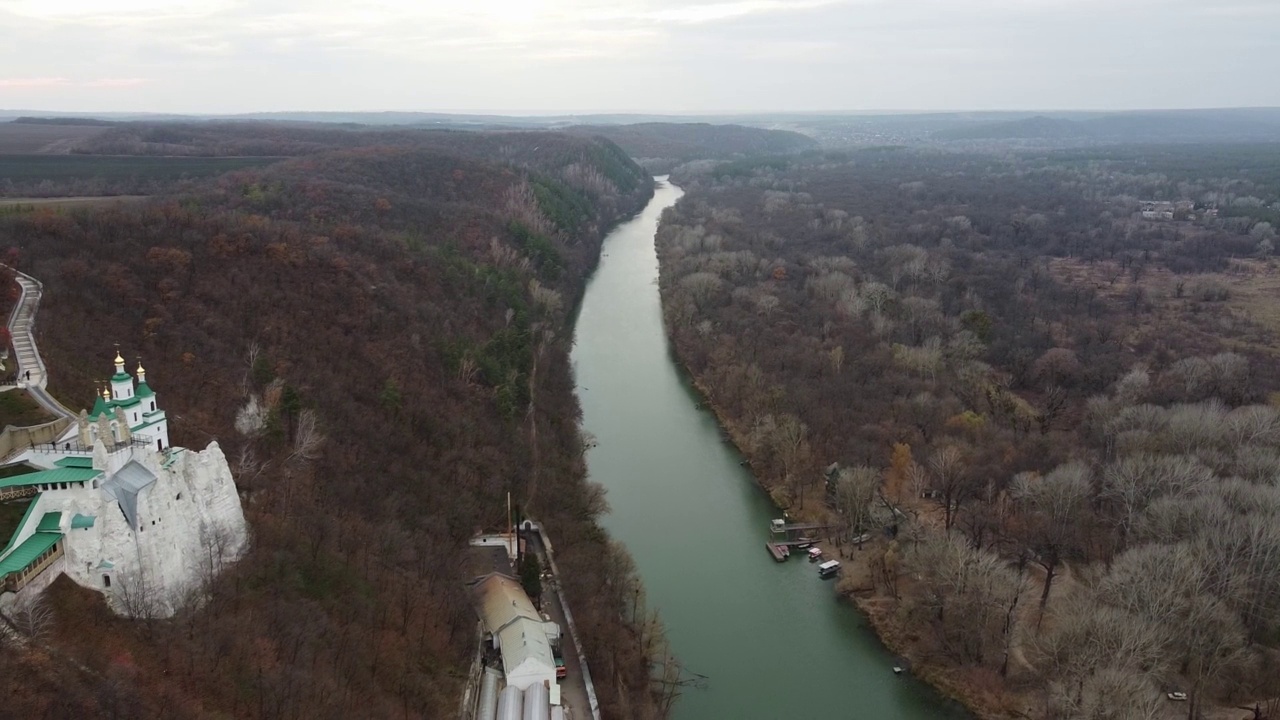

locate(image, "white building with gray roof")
(0, 352), (247, 616)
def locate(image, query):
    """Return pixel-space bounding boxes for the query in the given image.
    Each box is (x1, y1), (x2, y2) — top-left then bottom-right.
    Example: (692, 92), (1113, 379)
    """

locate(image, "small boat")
(818, 559), (841, 578)
(807, 547), (823, 561)
(892, 666), (904, 675)
(795, 537), (816, 549)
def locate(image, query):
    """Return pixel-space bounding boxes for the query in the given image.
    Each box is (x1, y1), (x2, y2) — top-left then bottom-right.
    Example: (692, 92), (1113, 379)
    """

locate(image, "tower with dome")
(0, 350), (247, 616)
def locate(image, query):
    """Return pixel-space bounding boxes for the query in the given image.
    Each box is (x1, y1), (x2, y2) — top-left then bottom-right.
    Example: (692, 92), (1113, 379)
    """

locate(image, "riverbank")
(577, 178), (972, 719)
(671, 351), (1029, 720)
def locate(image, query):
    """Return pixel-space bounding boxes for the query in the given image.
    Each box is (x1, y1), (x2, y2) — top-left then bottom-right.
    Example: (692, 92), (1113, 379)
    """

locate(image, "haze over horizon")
(2, 0), (1278, 115)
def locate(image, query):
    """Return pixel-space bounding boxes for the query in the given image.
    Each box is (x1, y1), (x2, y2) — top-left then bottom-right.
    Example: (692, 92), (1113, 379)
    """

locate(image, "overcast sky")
(1, 0), (1277, 114)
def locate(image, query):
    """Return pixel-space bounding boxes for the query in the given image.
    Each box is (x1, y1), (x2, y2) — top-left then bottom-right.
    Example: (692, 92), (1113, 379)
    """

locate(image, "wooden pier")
(766, 542), (790, 562)
(770, 521), (832, 534)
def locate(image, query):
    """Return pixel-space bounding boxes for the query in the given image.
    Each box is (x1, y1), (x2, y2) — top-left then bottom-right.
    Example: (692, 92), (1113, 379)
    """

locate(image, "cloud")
(0, 77), (71, 88)
(0, 0), (1276, 112)
(642, 0), (846, 24)
(83, 78), (150, 88)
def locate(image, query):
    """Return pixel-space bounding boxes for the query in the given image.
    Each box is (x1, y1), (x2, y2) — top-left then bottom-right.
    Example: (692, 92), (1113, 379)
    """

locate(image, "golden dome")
(114, 350), (124, 365)
(136, 359), (146, 375)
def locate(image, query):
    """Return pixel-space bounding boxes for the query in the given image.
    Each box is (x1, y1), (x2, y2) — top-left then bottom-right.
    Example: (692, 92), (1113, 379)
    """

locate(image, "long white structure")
(472, 572), (560, 692)
(0, 352), (247, 616)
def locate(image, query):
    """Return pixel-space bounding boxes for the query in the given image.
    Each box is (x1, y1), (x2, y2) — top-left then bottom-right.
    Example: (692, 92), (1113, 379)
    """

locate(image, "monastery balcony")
(0, 485), (38, 503)
(26, 436), (154, 457)
(0, 535), (63, 594)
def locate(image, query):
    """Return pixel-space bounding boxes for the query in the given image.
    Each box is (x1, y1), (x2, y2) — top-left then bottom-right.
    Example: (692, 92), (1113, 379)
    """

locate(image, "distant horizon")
(4, 106), (1280, 121)
(5, 1), (1276, 115)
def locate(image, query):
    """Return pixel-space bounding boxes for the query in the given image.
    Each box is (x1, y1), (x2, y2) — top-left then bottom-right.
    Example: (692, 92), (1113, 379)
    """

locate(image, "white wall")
(6, 440), (248, 617)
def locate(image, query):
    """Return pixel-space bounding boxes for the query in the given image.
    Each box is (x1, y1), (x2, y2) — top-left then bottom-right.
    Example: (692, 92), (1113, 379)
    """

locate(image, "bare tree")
(1010, 463), (1091, 614)
(833, 466), (879, 547)
(287, 408), (325, 463)
(7, 593), (54, 641)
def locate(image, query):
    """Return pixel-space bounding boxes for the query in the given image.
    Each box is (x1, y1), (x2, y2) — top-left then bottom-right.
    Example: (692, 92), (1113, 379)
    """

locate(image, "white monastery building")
(0, 351), (247, 616)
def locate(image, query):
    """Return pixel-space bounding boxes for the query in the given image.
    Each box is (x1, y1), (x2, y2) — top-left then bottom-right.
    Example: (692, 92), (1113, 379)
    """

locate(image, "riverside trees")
(657, 146), (1280, 717)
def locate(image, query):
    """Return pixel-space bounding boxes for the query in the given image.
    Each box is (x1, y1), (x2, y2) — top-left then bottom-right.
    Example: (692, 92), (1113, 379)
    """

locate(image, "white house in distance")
(473, 572), (560, 692)
(0, 351), (247, 616)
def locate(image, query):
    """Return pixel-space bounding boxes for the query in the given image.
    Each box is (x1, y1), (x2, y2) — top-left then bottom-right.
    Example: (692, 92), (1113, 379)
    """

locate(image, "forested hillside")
(658, 147), (1280, 718)
(0, 132), (660, 717)
(562, 123), (818, 173)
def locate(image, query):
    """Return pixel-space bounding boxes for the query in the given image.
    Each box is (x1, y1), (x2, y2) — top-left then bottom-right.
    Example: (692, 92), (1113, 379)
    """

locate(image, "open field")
(0, 196), (149, 210)
(0, 154), (283, 197)
(0, 123), (108, 154)
(1048, 256), (1280, 358)
(0, 154), (279, 182)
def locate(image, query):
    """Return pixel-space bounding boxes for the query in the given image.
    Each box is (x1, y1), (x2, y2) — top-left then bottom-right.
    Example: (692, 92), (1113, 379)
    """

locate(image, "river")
(571, 177), (972, 719)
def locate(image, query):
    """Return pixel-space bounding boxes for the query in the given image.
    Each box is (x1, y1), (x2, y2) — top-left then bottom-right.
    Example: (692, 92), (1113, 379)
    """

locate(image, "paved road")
(527, 531), (593, 720)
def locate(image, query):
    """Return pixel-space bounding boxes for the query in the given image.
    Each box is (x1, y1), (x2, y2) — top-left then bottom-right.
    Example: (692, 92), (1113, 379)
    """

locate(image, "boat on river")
(807, 547), (823, 561)
(818, 560), (841, 578)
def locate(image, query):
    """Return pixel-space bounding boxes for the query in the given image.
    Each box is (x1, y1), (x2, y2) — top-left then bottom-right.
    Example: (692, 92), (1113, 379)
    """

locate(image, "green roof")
(111, 373), (132, 383)
(54, 457), (94, 469)
(0, 532), (62, 576)
(89, 393), (110, 418)
(0, 467), (102, 491)
(36, 512), (61, 532)
(0, 496), (41, 557)
(71, 514), (95, 529)
(136, 381), (154, 398)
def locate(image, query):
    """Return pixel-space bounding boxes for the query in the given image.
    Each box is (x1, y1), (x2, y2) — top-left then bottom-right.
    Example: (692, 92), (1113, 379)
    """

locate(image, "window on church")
(176, 492), (182, 501)
(102, 575), (110, 588)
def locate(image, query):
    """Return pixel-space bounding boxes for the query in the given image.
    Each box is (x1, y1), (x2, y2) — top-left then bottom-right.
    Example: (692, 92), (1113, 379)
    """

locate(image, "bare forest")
(657, 145), (1280, 719)
(0, 130), (668, 718)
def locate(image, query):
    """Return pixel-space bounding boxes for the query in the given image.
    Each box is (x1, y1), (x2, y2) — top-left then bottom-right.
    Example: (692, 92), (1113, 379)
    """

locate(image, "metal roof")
(474, 573), (541, 635)
(36, 512), (61, 533)
(54, 456), (94, 469)
(472, 574), (556, 690)
(0, 497), (39, 557)
(0, 532), (61, 576)
(0, 467), (101, 490)
(71, 514), (96, 529)
(101, 460), (156, 528)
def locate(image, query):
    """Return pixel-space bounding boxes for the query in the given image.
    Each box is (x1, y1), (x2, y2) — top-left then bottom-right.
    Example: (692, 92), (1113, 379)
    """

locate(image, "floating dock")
(766, 542), (790, 561)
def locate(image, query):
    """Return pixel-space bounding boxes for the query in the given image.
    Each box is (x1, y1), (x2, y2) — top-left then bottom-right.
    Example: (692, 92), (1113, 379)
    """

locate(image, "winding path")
(5, 269), (75, 420)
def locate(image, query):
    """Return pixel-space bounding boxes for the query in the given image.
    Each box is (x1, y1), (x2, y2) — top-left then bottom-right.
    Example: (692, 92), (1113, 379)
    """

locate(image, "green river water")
(571, 178), (972, 720)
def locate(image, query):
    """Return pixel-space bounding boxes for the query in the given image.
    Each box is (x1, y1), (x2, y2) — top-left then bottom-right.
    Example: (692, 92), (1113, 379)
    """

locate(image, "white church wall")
(0, 355), (246, 617)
